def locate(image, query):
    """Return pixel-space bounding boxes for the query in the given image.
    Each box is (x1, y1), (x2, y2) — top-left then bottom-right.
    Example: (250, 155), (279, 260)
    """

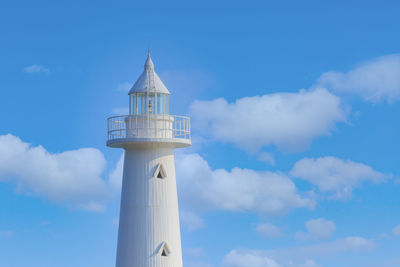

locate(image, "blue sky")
(0, 0), (400, 266)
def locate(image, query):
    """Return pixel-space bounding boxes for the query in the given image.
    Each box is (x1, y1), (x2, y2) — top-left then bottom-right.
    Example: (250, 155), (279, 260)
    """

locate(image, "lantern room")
(128, 52), (170, 115)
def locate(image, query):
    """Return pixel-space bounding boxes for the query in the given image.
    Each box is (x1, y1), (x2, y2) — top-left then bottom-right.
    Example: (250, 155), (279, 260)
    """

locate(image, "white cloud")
(255, 222), (282, 238)
(378, 233), (391, 240)
(274, 236), (374, 260)
(180, 211), (205, 232)
(296, 260), (321, 267)
(224, 249), (281, 267)
(23, 65), (50, 73)
(115, 82), (132, 92)
(186, 262), (214, 267)
(0, 134), (111, 211)
(176, 153), (314, 215)
(373, 258), (400, 267)
(317, 54), (400, 103)
(190, 88), (346, 152)
(291, 156), (390, 199)
(257, 152), (275, 165)
(392, 225), (400, 236)
(223, 236), (374, 267)
(296, 218), (336, 241)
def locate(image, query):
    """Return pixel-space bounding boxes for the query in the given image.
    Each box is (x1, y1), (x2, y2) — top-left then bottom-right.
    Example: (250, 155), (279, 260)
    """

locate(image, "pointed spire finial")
(144, 50), (154, 71)
(128, 51), (170, 95)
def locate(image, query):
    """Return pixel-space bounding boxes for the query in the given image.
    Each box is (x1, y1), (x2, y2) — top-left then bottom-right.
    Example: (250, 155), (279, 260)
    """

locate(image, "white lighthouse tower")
(107, 52), (191, 267)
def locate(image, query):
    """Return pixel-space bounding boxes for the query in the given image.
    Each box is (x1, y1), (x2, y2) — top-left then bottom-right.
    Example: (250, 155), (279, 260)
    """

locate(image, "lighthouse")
(107, 52), (191, 267)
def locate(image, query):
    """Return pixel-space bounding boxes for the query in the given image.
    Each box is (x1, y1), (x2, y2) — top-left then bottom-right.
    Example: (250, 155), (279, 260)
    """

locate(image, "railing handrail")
(107, 114), (190, 119)
(107, 114), (191, 143)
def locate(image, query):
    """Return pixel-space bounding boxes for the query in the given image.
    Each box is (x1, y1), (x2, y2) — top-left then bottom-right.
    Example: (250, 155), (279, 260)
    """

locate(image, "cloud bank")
(0, 137), (389, 216)
(190, 88), (346, 152)
(0, 134), (111, 211)
(176, 153), (314, 215)
(108, 152), (389, 217)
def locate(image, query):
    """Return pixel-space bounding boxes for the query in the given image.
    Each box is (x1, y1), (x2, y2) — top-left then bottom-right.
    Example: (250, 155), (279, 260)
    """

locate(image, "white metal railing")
(107, 114), (191, 142)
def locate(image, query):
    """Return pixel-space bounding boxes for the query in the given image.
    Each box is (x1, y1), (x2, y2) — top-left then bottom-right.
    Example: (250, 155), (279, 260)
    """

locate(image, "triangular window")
(161, 249), (167, 257)
(158, 242), (171, 257)
(153, 164), (167, 179)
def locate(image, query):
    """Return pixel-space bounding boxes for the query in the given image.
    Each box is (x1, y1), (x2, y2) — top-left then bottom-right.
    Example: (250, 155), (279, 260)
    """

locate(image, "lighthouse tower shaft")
(117, 144), (182, 267)
(107, 53), (190, 267)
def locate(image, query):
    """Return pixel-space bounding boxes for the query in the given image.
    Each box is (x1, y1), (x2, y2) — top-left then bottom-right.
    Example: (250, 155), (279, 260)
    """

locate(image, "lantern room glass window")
(129, 93), (169, 115)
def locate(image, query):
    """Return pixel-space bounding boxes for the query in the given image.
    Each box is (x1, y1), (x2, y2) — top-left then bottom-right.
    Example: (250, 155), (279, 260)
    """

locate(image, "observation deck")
(107, 114), (191, 148)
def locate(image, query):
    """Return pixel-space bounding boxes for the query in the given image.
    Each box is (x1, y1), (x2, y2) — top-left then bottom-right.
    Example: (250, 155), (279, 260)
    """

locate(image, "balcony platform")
(106, 114), (191, 148)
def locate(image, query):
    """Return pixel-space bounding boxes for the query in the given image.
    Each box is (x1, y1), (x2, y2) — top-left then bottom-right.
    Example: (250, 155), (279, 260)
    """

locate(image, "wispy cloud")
(223, 236), (374, 267)
(257, 152), (275, 165)
(392, 224), (400, 236)
(180, 211), (205, 232)
(295, 218), (336, 241)
(23, 65), (50, 74)
(255, 222), (282, 238)
(317, 54), (400, 103)
(291, 156), (390, 199)
(186, 262), (214, 267)
(224, 250), (281, 267)
(40, 221), (51, 226)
